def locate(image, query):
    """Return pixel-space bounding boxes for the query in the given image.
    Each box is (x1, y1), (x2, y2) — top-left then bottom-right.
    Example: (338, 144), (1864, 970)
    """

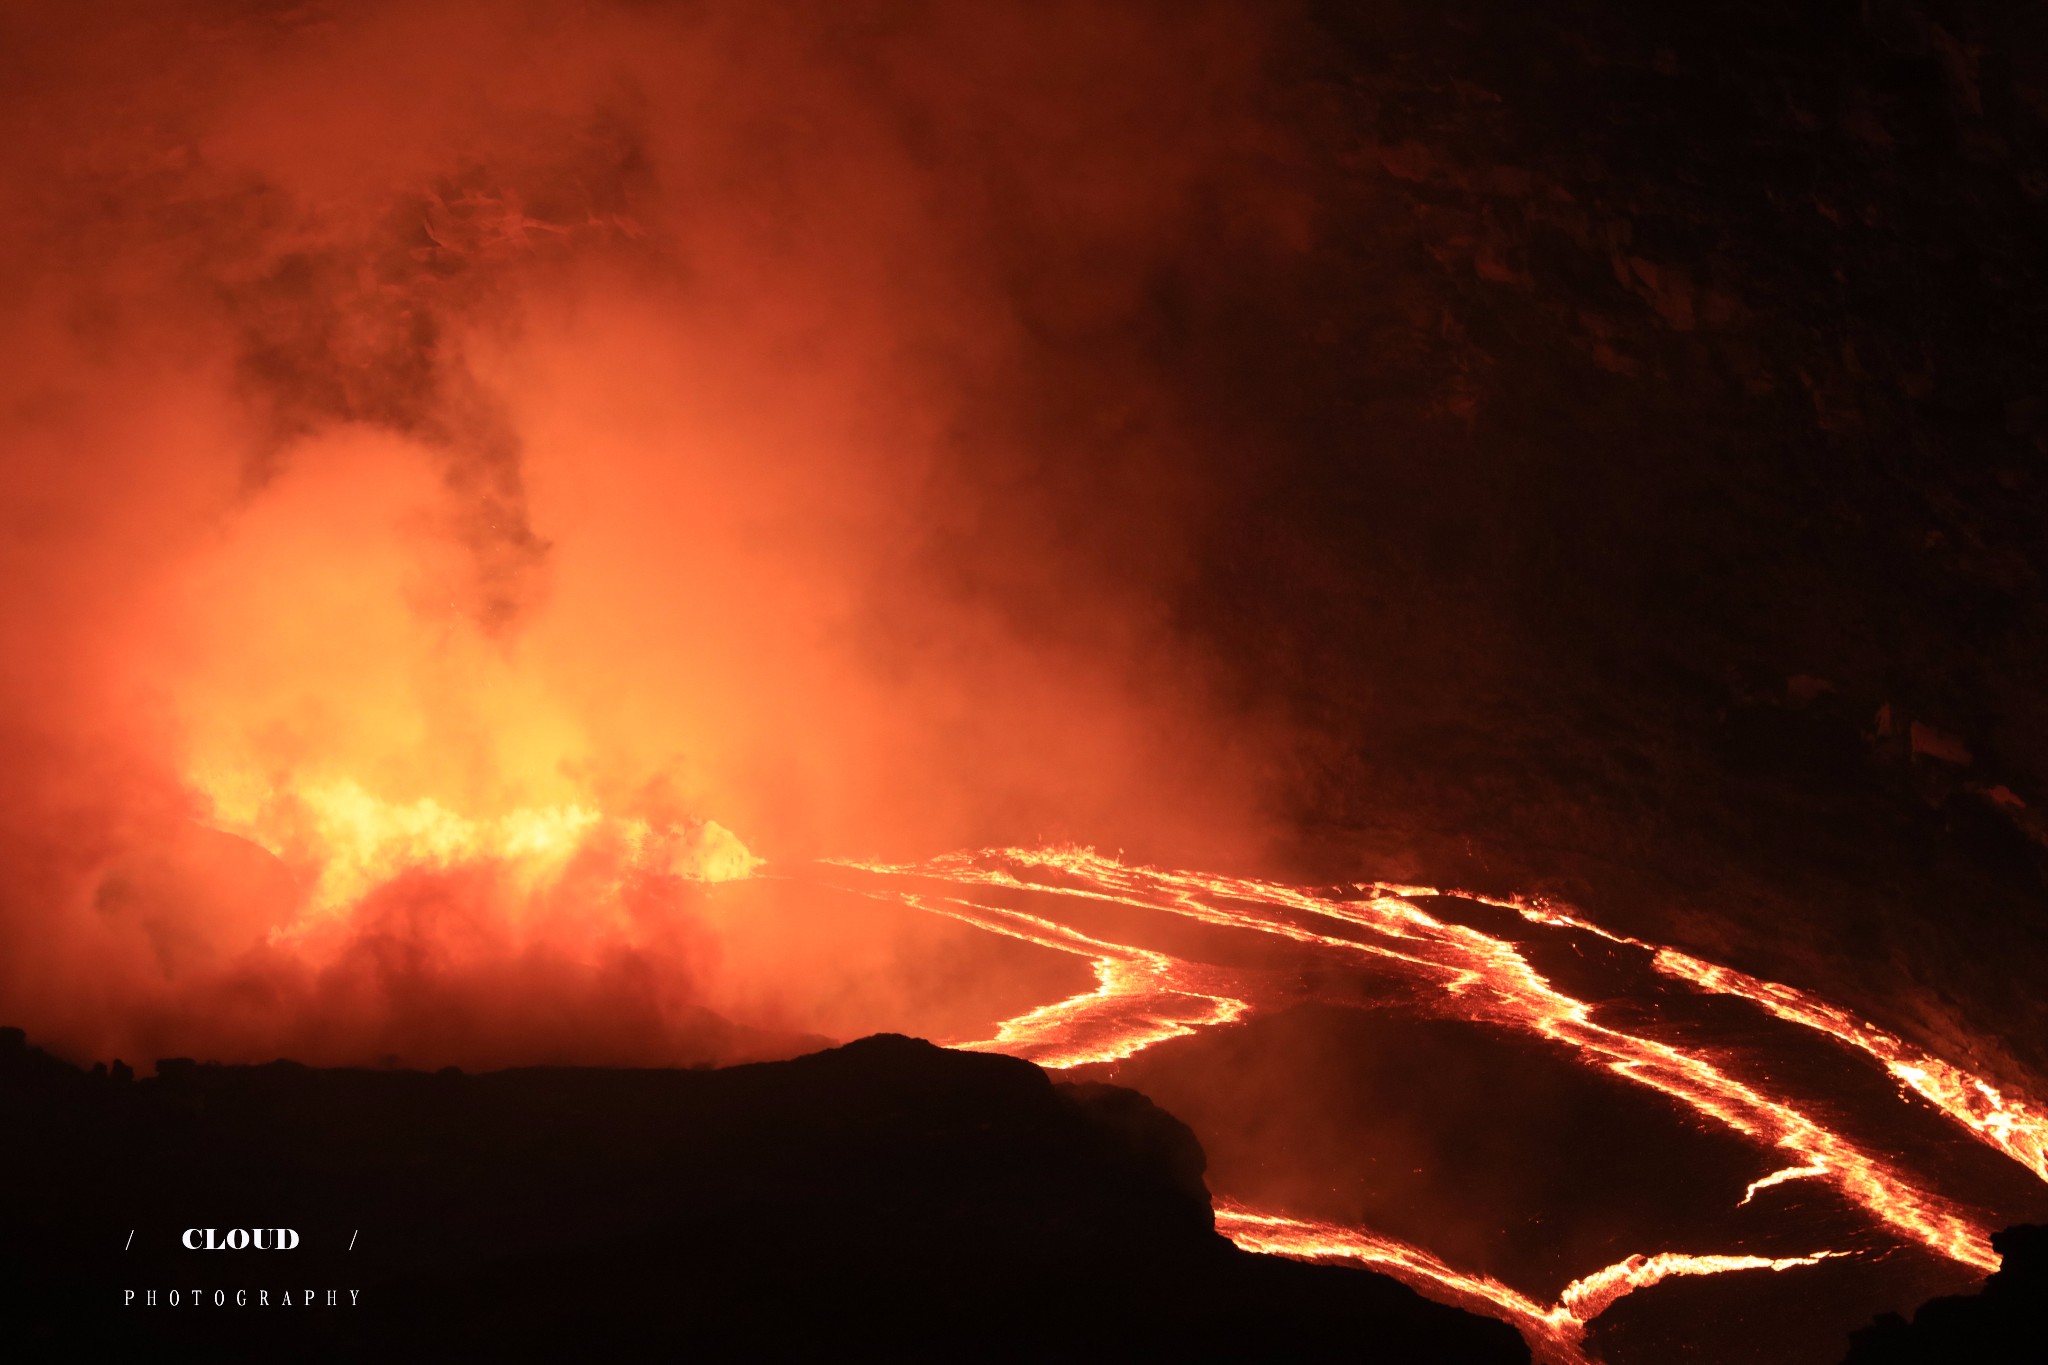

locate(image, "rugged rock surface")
(1842, 1224), (2046, 1361)
(0, 1027), (1526, 1362)
(1175, 0), (2048, 1101)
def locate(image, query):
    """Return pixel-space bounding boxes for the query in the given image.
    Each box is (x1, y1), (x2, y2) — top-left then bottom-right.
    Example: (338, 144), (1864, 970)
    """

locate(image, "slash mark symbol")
(349, 1230), (358, 1251)
(124, 1230), (133, 1251)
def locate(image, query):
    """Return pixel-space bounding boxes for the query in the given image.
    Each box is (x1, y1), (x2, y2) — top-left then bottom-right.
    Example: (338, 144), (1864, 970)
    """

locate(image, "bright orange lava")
(198, 801), (2045, 1361)
(1215, 1200), (1845, 1365)
(1464, 888), (2048, 1188)
(846, 888), (1249, 1069)
(811, 845), (2048, 1358)
(1648, 949), (2048, 1187)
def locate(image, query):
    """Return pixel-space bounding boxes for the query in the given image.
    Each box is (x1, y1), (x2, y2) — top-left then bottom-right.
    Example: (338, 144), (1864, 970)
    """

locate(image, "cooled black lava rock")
(1842, 1224), (2048, 1363)
(0, 1027), (1526, 1362)
(1184, 0), (2048, 1101)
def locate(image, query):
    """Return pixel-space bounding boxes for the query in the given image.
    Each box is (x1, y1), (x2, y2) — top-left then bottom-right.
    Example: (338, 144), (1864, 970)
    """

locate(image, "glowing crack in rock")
(1214, 1200), (1847, 1365)
(1739, 1162), (1830, 1205)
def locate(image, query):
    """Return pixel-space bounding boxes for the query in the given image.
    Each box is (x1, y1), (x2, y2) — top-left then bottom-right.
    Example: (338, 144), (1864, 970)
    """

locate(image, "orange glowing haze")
(9, 8), (2048, 1362)
(0, 0), (1291, 1067)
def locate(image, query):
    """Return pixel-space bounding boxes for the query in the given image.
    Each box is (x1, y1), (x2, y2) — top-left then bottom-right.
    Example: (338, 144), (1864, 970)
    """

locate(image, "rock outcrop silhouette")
(1843, 1224), (2047, 1364)
(0, 1027), (1526, 1362)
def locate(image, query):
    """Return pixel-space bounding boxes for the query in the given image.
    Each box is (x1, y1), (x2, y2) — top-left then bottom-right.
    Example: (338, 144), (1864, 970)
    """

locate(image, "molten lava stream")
(828, 850), (1999, 1263)
(1214, 1200), (1845, 1365)
(808, 847), (2048, 1359)
(1439, 885), (2048, 1186)
(850, 888), (1252, 1069)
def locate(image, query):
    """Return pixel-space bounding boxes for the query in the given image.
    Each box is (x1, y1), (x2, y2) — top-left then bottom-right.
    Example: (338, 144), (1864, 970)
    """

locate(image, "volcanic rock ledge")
(0, 1028), (1526, 1362)
(1842, 1223), (2047, 1363)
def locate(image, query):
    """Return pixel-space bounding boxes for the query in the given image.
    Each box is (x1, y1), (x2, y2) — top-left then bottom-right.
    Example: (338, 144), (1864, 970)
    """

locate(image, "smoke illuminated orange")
(3, 9), (2043, 1362)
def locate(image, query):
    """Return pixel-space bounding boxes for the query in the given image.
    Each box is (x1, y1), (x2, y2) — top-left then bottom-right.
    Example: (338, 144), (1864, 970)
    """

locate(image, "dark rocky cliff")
(1843, 1224), (2046, 1362)
(0, 1026), (1525, 1362)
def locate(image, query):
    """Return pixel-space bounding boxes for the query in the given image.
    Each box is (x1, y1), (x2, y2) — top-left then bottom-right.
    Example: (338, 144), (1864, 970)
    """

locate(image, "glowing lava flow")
(1649, 949), (2048, 1185)
(806, 845), (2048, 1360)
(826, 847), (2001, 1272)
(860, 890), (1249, 1068)
(203, 793), (2041, 1363)
(1214, 1201), (1845, 1365)
(1471, 887), (2048, 1187)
